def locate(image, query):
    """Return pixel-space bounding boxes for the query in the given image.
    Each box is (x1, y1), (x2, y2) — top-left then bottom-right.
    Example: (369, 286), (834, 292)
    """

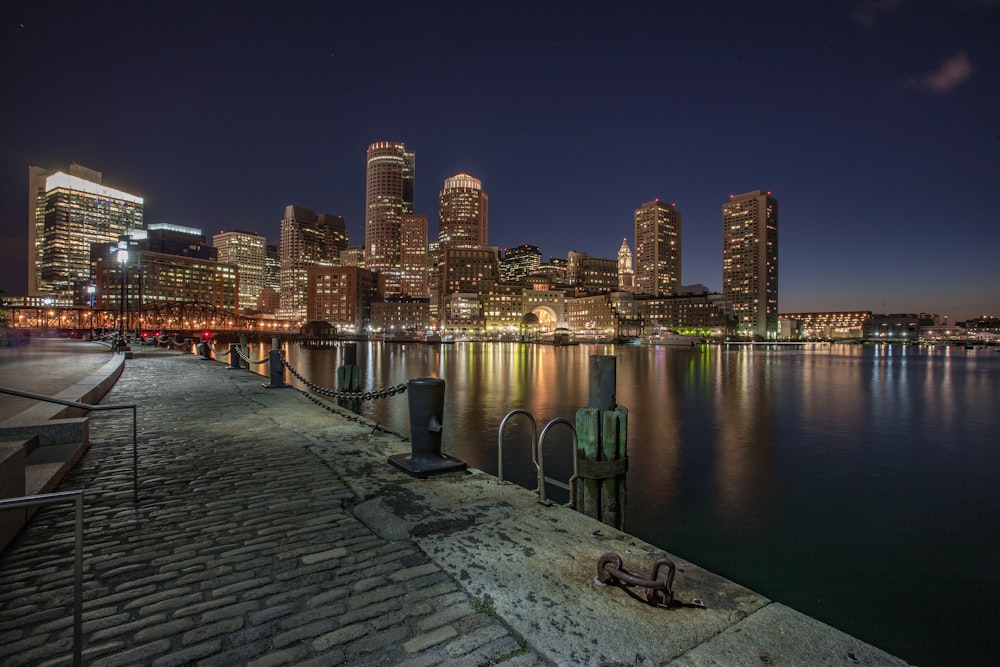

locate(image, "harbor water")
(253, 340), (1000, 666)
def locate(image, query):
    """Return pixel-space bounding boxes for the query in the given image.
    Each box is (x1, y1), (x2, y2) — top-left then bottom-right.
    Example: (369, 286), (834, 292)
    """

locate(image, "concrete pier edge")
(0, 346), (910, 666)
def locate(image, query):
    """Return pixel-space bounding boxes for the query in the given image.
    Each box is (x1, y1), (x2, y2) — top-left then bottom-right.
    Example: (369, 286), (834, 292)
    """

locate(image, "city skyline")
(2, 2), (997, 321)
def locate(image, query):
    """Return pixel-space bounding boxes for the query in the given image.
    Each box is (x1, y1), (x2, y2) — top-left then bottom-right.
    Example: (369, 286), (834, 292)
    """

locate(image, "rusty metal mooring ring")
(597, 552), (677, 606)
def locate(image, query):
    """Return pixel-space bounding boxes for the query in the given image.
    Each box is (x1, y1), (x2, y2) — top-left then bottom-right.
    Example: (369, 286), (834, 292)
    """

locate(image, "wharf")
(0, 341), (909, 665)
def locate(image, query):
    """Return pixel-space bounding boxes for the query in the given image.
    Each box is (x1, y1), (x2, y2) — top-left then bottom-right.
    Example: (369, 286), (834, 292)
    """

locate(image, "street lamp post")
(117, 246), (128, 344)
(86, 285), (95, 339)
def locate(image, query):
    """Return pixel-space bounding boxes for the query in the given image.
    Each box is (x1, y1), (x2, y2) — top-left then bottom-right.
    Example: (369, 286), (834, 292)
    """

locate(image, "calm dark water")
(253, 341), (1000, 666)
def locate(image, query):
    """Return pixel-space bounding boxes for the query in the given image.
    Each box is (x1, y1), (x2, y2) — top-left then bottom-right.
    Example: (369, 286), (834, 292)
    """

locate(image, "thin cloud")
(897, 51), (975, 94)
(852, 0), (908, 27)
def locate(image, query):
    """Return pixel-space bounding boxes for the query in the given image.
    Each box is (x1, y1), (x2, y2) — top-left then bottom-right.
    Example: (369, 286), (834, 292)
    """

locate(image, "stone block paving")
(0, 354), (539, 666)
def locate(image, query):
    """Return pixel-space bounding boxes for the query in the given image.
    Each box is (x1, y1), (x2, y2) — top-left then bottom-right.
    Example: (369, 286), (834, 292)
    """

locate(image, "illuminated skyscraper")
(400, 214), (429, 298)
(365, 141), (414, 295)
(722, 190), (778, 339)
(617, 238), (634, 291)
(28, 164), (144, 298)
(279, 206), (346, 318)
(633, 200), (681, 297)
(213, 230), (267, 313)
(438, 173), (488, 248)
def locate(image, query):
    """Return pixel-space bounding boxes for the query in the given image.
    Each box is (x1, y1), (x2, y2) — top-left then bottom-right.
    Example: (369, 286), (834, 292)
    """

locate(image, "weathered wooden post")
(575, 355), (628, 530)
(336, 342), (361, 393)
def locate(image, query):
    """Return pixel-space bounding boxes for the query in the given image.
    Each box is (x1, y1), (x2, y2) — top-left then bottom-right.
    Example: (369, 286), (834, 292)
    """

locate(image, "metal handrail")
(0, 387), (138, 503)
(538, 418), (578, 508)
(0, 490), (84, 666)
(497, 409), (537, 484)
(497, 410), (577, 507)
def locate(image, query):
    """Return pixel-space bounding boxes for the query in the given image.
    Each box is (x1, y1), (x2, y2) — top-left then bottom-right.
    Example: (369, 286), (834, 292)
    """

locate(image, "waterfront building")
(635, 293), (734, 337)
(441, 293), (485, 334)
(28, 164), (144, 299)
(400, 214), (429, 298)
(722, 190), (779, 338)
(365, 141), (415, 296)
(522, 288), (567, 331)
(962, 316), (1000, 334)
(634, 199), (681, 298)
(305, 265), (378, 333)
(567, 292), (639, 340)
(500, 244), (542, 283)
(779, 311), (872, 340)
(371, 297), (431, 335)
(617, 238), (634, 292)
(213, 230), (267, 314)
(279, 206), (346, 319)
(865, 313), (920, 341)
(481, 283), (528, 336)
(566, 251), (618, 294)
(438, 246), (499, 326)
(93, 245), (238, 329)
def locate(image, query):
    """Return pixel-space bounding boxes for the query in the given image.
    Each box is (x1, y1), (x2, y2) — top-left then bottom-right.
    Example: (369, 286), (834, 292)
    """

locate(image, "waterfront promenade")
(0, 341), (908, 665)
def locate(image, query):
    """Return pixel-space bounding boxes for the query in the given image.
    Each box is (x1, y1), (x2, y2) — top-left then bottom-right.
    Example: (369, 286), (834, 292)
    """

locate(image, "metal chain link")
(278, 353), (407, 402)
(234, 345), (269, 366)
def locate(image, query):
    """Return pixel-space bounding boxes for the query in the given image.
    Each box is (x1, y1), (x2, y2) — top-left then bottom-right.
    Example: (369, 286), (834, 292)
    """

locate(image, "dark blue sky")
(2, 1), (997, 320)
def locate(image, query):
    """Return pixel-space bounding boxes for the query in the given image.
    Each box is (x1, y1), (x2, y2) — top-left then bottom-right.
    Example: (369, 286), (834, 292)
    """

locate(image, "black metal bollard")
(388, 378), (467, 478)
(261, 349), (290, 389)
(228, 343), (240, 369)
(199, 341), (212, 360)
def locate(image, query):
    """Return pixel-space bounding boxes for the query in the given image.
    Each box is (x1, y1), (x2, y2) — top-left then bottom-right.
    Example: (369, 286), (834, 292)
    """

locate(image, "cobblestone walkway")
(0, 353), (539, 666)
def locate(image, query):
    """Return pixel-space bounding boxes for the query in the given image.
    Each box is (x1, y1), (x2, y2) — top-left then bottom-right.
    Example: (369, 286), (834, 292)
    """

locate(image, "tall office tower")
(617, 238), (634, 291)
(264, 245), (280, 292)
(365, 141), (414, 295)
(633, 200), (681, 297)
(438, 173), (488, 248)
(722, 190), (779, 339)
(279, 206), (345, 318)
(400, 214), (429, 297)
(500, 244), (541, 283)
(213, 230), (267, 313)
(28, 165), (143, 298)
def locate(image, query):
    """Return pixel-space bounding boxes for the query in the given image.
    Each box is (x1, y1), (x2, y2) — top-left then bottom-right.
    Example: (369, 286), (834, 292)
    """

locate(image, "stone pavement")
(0, 345), (909, 666)
(1, 348), (538, 666)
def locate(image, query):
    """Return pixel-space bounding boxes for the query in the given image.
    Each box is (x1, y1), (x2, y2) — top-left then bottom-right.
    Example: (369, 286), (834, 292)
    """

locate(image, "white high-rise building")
(722, 190), (779, 339)
(28, 164), (144, 299)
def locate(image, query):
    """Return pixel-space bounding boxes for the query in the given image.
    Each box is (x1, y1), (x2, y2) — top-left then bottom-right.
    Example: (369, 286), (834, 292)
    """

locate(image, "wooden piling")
(336, 342), (361, 393)
(575, 355), (628, 530)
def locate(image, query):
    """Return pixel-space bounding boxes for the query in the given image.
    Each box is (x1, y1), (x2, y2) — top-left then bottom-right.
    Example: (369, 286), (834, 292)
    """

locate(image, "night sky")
(2, 1), (997, 320)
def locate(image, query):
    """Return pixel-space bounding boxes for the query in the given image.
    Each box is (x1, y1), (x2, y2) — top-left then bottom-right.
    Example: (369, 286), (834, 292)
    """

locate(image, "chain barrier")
(208, 342), (232, 356)
(595, 552), (704, 608)
(278, 353), (407, 402)
(233, 344), (269, 366)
